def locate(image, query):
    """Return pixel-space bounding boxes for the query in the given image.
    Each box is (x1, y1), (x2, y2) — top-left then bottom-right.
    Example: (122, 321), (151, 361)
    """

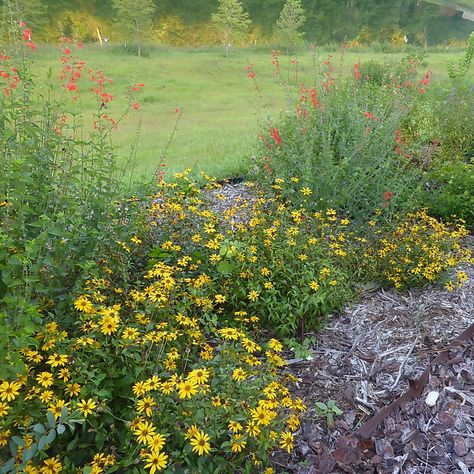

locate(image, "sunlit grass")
(30, 44), (461, 180)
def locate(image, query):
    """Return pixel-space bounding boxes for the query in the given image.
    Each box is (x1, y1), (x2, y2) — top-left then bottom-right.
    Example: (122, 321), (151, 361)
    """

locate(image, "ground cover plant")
(1, 16), (473, 474)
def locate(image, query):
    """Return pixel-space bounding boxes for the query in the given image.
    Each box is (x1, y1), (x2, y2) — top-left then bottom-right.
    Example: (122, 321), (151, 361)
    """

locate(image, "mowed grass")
(31, 45), (461, 180)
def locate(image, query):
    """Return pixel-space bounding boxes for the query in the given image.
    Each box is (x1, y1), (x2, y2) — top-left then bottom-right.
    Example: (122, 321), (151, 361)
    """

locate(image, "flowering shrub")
(253, 52), (434, 223)
(364, 210), (472, 289)
(0, 256), (305, 473)
(0, 25), (149, 378)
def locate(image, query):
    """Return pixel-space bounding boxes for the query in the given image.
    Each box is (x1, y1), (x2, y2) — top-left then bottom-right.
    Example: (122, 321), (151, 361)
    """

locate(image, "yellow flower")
(185, 424), (200, 440)
(250, 406), (275, 426)
(228, 420), (243, 433)
(0, 402), (10, 417)
(247, 290), (259, 302)
(136, 396), (156, 417)
(190, 430), (211, 456)
(39, 390), (54, 404)
(0, 429), (11, 446)
(0, 380), (21, 402)
(187, 368), (210, 385)
(232, 368), (248, 381)
(39, 456), (62, 474)
(66, 383), (81, 397)
(268, 339), (283, 352)
(148, 433), (166, 451)
(100, 315), (120, 336)
(178, 380), (198, 399)
(309, 280), (319, 291)
(122, 327), (140, 340)
(231, 433), (247, 453)
(143, 449), (168, 473)
(280, 431), (294, 453)
(133, 420), (157, 445)
(36, 372), (54, 388)
(300, 187), (312, 196)
(48, 399), (68, 420)
(77, 398), (97, 417)
(133, 381), (148, 397)
(245, 421), (261, 437)
(144, 375), (161, 391)
(46, 353), (68, 368)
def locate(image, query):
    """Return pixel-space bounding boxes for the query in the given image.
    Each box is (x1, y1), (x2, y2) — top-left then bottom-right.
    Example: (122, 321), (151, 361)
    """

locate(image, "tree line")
(1, 0), (473, 51)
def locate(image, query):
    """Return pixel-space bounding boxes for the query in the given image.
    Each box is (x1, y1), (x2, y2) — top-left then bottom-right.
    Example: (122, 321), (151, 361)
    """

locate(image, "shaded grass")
(30, 44), (461, 181)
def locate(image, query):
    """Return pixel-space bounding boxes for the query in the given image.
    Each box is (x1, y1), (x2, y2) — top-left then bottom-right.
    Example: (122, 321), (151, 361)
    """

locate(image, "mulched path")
(273, 240), (474, 474)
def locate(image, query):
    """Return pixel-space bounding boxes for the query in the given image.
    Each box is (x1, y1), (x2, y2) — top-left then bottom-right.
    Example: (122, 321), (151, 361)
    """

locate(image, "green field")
(31, 45), (462, 181)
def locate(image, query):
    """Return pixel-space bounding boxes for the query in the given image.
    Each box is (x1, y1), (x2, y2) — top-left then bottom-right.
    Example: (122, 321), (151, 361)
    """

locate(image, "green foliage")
(422, 162), (474, 230)
(0, 32), (149, 378)
(274, 0), (306, 52)
(111, 0), (156, 56)
(448, 31), (474, 80)
(211, 0), (251, 55)
(255, 56), (426, 224)
(315, 400), (342, 427)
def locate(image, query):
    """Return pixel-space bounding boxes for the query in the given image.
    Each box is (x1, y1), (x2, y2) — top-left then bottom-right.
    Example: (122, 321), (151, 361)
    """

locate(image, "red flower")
(22, 29), (31, 40)
(19, 21), (27, 27)
(63, 48), (72, 55)
(175, 107), (181, 114)
(247, 71), (255, 78)
(66, 82), (77, 91)
(270, 128), (282, 145)
(77, 42), (84, 49)
(132, 102), (140, 110)
(26, 41), (37, 51)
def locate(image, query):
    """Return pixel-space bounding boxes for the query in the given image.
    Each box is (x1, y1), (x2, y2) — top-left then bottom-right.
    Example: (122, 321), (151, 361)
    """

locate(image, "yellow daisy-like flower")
(0, 380), (21, 402)
(148, 433), (166, 451)
(65, 383), (81, 397)
(178, 379), (198, 399)
(48, 399), (68, 420)
(268, 339), (283, 352)
(250, 406), (275, 426)
(190, 430), (211, 456)
(122, 327), (140, 340)
(100, 315), (120, 336)
(309, 280), (320, 291)
(231, 433), (247, 453)
(144, 375), (161, 391)
(279, 431), (294, 453)
(77, 398), (97, 417)
(143, 449), (168, 473)
(136, 396), (156, 417)
(133, 381), (148, 397)
(187, 368), (210, 385)
(232, 367), (248, 381)
(247, 290), (260, 302)
(245, 421), (261, 437)
(39, 456), (62, 474)
(185, 424), (200, 440)
(228, 420), (243, 433)
(133, 420), (157, 445)
(0, 402), (11, 417)
(36, 372), (54, 388)
(46, 353), (68, 368)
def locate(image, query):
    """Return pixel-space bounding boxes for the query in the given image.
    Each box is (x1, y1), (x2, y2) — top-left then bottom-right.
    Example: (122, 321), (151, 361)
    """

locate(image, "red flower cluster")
(382, 191), (395, 208)
(270, 127), (282, 145)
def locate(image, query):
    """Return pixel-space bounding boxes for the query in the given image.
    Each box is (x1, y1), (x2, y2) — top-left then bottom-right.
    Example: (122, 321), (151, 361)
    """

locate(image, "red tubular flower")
(132, 102), (140, 110)
(26, 41), (37, 51)
(270, 128), (282, 145)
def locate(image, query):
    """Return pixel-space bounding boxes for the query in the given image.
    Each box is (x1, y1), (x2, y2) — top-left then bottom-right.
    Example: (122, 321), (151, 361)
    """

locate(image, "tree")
(1, 0), (48, 39)
(111, 0), (156, 57)
(211, 0), (251, 56)
(274, 0), (306, 51)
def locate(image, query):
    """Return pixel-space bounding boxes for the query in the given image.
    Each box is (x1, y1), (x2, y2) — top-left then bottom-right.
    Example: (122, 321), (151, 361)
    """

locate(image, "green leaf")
(46, 410), (55, 428)
(33, 423), (45, 435)
(83, 467), (92, 474)
(57, 424), (66, 435)
(217, 259), (233, 275)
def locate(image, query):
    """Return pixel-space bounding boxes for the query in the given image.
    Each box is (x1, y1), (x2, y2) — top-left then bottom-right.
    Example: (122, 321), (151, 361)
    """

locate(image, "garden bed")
(274, 239), (474, 473)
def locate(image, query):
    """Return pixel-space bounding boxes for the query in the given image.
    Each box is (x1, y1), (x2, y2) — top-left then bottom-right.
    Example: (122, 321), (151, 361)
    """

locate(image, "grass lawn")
(30, 44), (462, 181)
